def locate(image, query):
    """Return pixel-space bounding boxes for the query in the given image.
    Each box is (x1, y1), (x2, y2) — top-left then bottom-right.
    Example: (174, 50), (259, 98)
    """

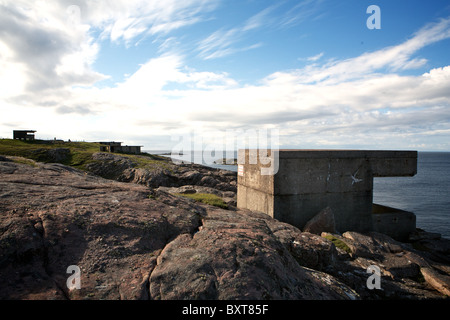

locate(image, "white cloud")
(81, 0), (220, 44)
(123, 17), (450, 148)
(0, 0), (106, 95)
(1, 1), (450, 150)
(306, 52), (324, 62)
(292, 17), (450, 85)
(197, 5), (276, 60)
(278, 0), (326, 28)
(196, 0), (326, 60)
(242, 5), (278, 31)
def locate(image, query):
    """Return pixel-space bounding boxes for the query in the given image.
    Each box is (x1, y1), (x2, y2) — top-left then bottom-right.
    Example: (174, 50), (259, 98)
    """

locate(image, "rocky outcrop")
(85, 152), (136, 180)
(321, 231), (450, 299)
(0, 158), (356, 300)
(84, 152), (238, 209)
(86, 153), (237, 193)
(29, 147), (70, 163)
(149, 207), (357, 300)
(1, 156), (450, 300)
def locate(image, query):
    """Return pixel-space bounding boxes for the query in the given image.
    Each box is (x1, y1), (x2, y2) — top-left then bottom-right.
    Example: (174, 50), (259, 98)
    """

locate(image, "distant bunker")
(237, 149), (417, 241)
(13, 130), (36, 141)
(99, 141), (142, 155)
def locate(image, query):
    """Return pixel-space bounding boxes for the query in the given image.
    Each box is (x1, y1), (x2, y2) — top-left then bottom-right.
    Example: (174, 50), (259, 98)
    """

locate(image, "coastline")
(1, 142), (449, 300)
(150, 150), (450, 239)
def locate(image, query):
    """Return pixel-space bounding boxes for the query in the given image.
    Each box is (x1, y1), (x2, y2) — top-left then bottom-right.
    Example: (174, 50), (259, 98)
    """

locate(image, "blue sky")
(92, 1), (449, 85)
(1, 0), (450, 151)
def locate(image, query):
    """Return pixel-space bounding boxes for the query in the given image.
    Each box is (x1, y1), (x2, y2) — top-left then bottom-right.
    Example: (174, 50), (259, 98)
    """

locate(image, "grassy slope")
(0, 139), (169, 171)
(0, 139), (100, 169)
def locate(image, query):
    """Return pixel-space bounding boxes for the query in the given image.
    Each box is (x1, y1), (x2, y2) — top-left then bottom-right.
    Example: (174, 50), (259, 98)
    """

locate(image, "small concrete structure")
(237, 149), (418, 240)
(13, 130), (36, 140)
(119, 145), (142, 154)
(372, 204), (416, 241)
(99, 142), (123, 153)
(99, 141), (142, 155)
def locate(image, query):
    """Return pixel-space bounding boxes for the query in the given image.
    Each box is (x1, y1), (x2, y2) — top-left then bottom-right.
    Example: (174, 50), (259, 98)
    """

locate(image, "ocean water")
(146, 150), (450, 239)
(373, 152), (450, 239)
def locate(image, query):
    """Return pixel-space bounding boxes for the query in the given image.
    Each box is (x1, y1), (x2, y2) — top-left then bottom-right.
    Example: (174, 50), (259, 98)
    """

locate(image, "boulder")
(199, 175), (219, 188)
(47, 148), (70, 163)
(150, 206), (358, 300)
(413, 238), (450, 261)
(289, 232), (338, 271)
(303, 207), (336, 235)
(408, 229), (441, 241)
(420, 267), (450, 296)
(261, 216), (337, 271)
(341, 231), (403, 259)
(86, 152), (135, 180)
(179, 170), (203, 184)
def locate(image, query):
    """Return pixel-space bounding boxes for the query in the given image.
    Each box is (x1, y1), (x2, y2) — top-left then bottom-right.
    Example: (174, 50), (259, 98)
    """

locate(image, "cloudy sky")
(1, 0), (450, 151)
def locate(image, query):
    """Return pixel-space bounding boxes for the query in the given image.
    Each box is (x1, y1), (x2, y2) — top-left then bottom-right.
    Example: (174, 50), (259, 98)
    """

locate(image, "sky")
(1, 0), (450, 151)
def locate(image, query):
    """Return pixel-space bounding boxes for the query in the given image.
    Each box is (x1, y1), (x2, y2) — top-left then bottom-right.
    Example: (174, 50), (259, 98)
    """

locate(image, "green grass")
(322, 234), (352, 254)
(0, 139), (50, 159)
(0, 139), (170, 172)
(0, 139), (101, 169)
(175, 193), (228, 209)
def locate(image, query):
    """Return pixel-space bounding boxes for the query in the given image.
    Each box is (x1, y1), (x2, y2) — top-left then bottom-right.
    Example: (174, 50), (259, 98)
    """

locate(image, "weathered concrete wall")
(120, 146), (141, 154)
(237, 185), (274, 216)
(273, 191), (374, 233)
(237, 149), (417, 236)
(372, 204), (416, 241)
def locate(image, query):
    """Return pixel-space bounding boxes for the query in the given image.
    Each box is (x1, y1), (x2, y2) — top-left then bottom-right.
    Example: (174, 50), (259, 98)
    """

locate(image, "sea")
(146, 150), (450, 239)
(373, 152), (450, 239)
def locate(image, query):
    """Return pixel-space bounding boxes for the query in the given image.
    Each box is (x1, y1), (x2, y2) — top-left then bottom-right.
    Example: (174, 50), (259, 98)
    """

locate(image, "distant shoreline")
(145, 150), (238, 171)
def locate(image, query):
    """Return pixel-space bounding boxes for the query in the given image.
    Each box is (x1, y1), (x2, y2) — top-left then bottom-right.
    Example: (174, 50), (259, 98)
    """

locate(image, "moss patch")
(175, 193), (228, 209)
(322, 234), (352, 254)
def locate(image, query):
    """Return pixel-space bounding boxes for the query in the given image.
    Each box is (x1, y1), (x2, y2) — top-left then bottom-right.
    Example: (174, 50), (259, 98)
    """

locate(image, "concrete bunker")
(13, 130), (36, 141)
(99, 141), (142, 155)
(237, 149), (417, 241)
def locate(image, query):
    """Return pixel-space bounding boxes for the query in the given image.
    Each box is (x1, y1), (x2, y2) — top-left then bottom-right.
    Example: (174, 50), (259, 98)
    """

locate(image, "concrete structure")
(13, 130), (36, 140)
(99, 142), (123, 153)
(237, 149), (418, 240)
(372, 204), (416, 241)
(99, 142), (142, 154)
(119, 145), (142, 154)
